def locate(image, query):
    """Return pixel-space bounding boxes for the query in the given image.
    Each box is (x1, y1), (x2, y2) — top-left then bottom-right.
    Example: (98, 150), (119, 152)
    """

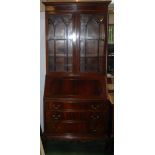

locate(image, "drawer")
(45, 121), (107, 136)
(45, 122), (87, 134)
(45, 111), (106, 121)
(87, 123), (107, 135)
(45, 100), (107, 111)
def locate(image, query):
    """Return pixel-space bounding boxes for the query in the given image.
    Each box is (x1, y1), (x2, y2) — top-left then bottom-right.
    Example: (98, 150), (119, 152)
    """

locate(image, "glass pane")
(48, 56), (54, 71)
(99, 40), (104, 56)
(55, 18), (66, 39)
(85, 57), (99, 71)
(48, 40), (54, 56)
(86, 19), (99, 39)
(80, 15), (91, 40)
(80, 14), (105, 73)
(55, 40), (66, 56)
(55, 57), (65, 71)
(86, 40), (98, 56)
(47, 14), (73, 72)
(48, 19), (54, 40)
(67, 40), (73, 71)
(100, 23), (105, 40)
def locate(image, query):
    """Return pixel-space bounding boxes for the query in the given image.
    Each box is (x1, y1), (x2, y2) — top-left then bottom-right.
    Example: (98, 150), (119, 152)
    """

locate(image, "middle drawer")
(45, 111), (106, 121)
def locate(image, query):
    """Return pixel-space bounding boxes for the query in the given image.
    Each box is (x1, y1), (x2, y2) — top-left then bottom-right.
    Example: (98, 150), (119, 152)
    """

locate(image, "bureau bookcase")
(43, 0), (111, 141)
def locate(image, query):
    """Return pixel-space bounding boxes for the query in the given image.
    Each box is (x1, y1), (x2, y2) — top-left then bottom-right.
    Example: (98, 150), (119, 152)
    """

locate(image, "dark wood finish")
(43, 1), (111, 141)
(44, 76), (107, 99)
(45, 100), (108, 111)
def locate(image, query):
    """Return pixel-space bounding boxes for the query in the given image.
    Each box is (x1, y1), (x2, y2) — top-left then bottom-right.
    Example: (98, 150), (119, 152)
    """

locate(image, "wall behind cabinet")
(40, 11), (46, 130)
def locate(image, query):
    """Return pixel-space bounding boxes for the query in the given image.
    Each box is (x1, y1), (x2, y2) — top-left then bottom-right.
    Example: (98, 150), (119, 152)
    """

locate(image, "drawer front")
(45, 111), (106, 121)
(45, 100), (107, 111)
(45, 122), (87, 134)
(87, 123), (107, 135)
(45, 122), (106, 135)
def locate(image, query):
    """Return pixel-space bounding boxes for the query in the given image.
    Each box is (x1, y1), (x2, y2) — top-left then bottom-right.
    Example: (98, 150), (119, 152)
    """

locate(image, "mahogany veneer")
(43, 0), (111, 141)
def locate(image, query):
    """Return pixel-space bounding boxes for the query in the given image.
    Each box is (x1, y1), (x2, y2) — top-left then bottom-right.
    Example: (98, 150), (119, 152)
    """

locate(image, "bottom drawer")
(45, 122), (106, 135)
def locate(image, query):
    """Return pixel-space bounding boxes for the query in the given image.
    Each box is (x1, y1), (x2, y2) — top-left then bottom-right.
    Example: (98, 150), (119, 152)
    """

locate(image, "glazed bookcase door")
(47, 14), (73, 72)
(80, 14), (105, 73)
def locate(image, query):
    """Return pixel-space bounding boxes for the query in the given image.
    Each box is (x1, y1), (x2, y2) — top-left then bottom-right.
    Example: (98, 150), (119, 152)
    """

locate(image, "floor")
(44, 139), (114, 155)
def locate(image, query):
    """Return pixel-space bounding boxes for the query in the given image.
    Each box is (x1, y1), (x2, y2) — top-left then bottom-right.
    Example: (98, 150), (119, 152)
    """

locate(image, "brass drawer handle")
(52, 114), (61, 120)
(91, 104), (100, 110)
(90, 114), (100, 120)
(52, 103), (61, 109)
(91, 129), (97, 133)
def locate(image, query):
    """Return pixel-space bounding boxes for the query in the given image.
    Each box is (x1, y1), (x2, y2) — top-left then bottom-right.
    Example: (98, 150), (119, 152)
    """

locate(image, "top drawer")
(45, 100), (108, 111)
